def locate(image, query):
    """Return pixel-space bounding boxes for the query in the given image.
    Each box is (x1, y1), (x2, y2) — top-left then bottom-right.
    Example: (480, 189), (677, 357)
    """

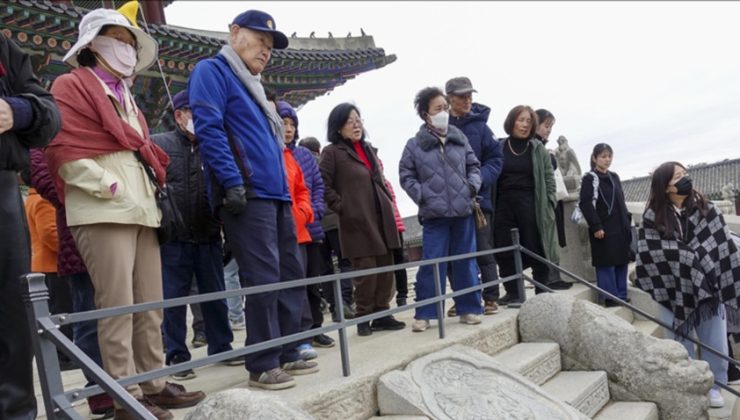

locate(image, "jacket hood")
(415, 124), (467, 151)
(277, 100), (299, 139)
(450, 102), (491, 126)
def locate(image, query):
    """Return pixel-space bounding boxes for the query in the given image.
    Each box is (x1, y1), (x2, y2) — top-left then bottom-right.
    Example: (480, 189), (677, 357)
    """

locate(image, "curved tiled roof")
(622, 158), (740, 203)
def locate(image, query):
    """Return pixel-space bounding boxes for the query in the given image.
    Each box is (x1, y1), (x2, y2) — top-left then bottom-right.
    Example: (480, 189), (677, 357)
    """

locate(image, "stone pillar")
(559, 192), (595, 283)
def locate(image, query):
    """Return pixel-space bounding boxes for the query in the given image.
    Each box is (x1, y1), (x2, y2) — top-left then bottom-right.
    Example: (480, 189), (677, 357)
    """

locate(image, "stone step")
(594, 401), (659, 420)
(632, 319), (665, 338)
(605, 305), (634, 323)
(490, 342), (561, 385)
(708, 387), (739, 420)
(541, 370), (610, 418)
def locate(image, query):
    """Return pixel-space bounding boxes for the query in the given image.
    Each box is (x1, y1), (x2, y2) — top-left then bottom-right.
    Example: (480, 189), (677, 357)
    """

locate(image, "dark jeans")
(0, 171), (36, 419)
(161, 241), (233, 364)
(477, 212), (500, 301)
(65, 272), (104, 385)
(494, 190), (551, 299)
(221, 199), (305, 373)
(320, 228), (353, 313)
(392, 232), (408, 301)
(189, 281), (205, 338)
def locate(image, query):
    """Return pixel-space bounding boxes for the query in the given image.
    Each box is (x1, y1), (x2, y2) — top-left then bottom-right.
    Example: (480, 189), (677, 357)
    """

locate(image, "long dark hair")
(646, 161), (708, 238)
(590, 143), (613, 170)
(327, 103), (364, 144)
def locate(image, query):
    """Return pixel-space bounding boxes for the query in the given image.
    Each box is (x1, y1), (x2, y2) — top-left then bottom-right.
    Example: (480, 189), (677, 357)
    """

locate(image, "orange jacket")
(24, 188), (59, 273)
(284, 149), (314, 244)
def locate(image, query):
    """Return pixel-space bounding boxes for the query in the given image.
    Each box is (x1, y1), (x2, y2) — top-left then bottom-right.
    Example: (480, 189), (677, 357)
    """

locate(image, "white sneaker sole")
(248, 379), (296, 390)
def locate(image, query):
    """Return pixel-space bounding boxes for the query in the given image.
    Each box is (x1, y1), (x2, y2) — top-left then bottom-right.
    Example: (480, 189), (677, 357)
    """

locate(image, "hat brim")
(63, 24), (158, 75)
(448, 88), (478, 95)
(244, 25), (289, 49)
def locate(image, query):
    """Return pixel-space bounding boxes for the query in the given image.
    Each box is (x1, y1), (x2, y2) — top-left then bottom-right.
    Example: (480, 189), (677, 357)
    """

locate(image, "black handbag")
(135, 152), (184, 244)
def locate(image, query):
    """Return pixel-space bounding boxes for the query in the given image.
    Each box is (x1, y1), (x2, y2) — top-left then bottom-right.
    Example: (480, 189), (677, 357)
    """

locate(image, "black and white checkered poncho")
(635, 203), (740, 335)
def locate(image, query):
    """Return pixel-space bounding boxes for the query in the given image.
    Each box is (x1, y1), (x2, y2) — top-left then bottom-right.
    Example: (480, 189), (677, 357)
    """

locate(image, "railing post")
(433, 263), (445, 339)
(508, 228), (526, 308)
(21, 273), (69, 419)
(333, 279), (351, 377)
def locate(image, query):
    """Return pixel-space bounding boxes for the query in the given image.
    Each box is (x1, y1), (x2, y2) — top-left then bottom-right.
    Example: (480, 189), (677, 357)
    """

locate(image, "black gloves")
(223, 186), (247, 215)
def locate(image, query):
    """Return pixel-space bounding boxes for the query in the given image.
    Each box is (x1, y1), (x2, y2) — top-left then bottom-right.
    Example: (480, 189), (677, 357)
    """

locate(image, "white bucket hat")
(63, 8), (158, 74)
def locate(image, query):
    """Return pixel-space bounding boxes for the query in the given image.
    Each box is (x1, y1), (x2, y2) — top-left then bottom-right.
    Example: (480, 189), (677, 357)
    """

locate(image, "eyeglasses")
(345, 118), (364, 126)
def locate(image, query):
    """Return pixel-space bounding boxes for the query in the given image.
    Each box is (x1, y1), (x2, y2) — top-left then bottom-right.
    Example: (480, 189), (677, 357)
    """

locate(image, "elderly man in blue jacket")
(188, 9), (317, 391)
(446, 77), (504, 316)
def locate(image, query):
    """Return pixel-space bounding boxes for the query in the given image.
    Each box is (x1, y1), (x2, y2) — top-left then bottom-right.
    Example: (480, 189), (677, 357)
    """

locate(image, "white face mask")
(185, 118), (195, 135)
(428, 110), (449, 135)
(90, 35), (137, 77)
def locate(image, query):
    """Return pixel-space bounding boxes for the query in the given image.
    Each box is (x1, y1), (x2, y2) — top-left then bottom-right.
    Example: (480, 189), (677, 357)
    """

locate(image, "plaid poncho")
(635, 203), (740, 335)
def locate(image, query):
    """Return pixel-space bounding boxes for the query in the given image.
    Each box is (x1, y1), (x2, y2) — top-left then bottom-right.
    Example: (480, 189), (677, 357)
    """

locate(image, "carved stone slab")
(519, 293), (713, 420)
(184, 389), (314, 420)
(378, 345), (589, 420)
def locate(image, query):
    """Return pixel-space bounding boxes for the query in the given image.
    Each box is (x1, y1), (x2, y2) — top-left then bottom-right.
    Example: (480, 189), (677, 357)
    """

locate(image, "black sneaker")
(396, 297), (407, 307)
(371, 315), (406, 331)
(312, 334), (335, 348)
(357, 322), (372, 336)
(168, 355), (196, 381)
(549, 281), (573, 290)
(498, 294), (520, 306)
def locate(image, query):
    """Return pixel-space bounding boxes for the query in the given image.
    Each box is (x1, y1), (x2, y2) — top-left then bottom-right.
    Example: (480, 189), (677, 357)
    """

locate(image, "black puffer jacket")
(0, 34), (60, 170)
(152, 127), (221, 243)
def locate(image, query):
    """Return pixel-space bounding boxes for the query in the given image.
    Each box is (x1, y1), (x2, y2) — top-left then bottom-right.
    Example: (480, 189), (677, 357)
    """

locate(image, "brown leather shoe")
(144, 382), (205, 409)
(113, 397), (173, 420)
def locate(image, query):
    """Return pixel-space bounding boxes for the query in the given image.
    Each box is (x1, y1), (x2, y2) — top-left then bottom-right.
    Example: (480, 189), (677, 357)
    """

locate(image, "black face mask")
(673, 176), (693, 196)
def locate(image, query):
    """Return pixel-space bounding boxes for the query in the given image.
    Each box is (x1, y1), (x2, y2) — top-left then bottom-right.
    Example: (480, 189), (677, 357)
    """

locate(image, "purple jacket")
(288, 142), (325, 241)
(30, 148), (87, 276)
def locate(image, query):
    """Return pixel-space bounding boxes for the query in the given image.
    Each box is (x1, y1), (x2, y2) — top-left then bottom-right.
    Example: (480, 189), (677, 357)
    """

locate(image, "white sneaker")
(459, 314), (482, 325)
(230, 319), (246, 331)
(708, 388), (725, 408)
(412, 319), (430, 332)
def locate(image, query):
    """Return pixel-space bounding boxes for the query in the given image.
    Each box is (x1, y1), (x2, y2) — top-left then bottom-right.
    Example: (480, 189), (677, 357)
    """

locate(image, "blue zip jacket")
(449, 103), (503, 214)
(288, 142), (325, 241)
(188, 54), (290, 204)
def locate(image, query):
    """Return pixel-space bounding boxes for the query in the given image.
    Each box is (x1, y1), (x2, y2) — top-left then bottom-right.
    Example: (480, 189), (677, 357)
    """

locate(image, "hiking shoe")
(282, 359), (319, 375)
(412, 319), (430, 332)
(297, 343), (318, 360)
(371, 315), (406, 331)
(168, 355), (195, 381)
(484, 300), (499, 315)
(144, 382), (205, 409)
(357, 322), (372, 336)
(459, 314), (482, 325)
(312, 334), (335, 348)
(248, 368), (295, 390)
(219, 355), (245, 366)
(498, 294), (519, 306)
(447, 305), (457, 317)
(549, 280), (573, 290)
(88, 393), (114, 418)
(229, 319), (246, 331)
(709, 388), (725, 408)
(190, 333), (207, 349)
(113, 397), (172, 420)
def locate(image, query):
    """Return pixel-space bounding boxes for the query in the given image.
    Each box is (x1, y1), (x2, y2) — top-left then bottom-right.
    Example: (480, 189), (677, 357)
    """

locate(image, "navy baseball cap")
(232, 10), (289, 50)
(172, 90), (189, 110)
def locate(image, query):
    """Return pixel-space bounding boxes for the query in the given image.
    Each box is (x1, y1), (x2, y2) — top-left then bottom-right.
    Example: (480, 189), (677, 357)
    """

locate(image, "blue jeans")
(220, 199), (306, 373)
(595, 265), (628, 302)
(223, 258), (245, 324)
(658, 304), (728, 387)
(65, 272), (104, 385)
(161, 241), (233, 364)
(415, 216), (482, 320)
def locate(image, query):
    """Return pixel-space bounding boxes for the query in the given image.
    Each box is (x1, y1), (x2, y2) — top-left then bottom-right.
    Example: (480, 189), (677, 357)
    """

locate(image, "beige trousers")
(71, 223), (166, 398)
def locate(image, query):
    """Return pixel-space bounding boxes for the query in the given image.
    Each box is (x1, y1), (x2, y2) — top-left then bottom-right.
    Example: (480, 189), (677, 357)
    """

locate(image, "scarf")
(635, 204), (740, 335)
(45, 67), (169, 203)
(219, 45), (284, 150)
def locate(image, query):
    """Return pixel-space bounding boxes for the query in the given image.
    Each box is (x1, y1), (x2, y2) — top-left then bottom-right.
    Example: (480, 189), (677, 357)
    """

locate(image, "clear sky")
(165, 1), (740, 217)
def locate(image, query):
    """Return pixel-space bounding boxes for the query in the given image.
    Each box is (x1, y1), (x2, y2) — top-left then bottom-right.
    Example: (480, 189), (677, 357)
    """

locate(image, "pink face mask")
(90, 35), (137, 77)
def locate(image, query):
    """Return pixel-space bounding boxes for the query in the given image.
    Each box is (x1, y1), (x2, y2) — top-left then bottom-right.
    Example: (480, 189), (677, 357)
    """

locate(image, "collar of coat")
(415, 124), (467, 151)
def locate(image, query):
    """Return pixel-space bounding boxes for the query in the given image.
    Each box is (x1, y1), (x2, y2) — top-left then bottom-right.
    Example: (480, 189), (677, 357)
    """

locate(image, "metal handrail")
(519, 247), (740, 399)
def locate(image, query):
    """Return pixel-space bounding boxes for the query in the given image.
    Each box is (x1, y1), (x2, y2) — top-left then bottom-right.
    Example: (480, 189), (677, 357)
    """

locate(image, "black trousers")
(478, 212), (500, 301)
(392, 232), (408, 300)
(299, 243), (326, 343)
(494, 190), (551, 298)
(319, 229), (353, 313)
(44, 273), (74, 359)
(0, 171), (36, 419)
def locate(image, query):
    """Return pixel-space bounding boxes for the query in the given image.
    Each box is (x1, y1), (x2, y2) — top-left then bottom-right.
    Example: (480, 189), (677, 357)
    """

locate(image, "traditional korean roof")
(622, 158), (740, 203)
(0, 0), (396, 128)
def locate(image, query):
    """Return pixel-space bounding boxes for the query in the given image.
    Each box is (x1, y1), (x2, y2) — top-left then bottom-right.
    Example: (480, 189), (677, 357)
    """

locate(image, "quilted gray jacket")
(399, 124), (481, 220)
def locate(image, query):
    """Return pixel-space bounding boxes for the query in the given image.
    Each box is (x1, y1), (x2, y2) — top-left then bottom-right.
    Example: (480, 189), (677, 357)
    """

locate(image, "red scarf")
(45, 68), (168, 203)
(353, 141), (372, 171)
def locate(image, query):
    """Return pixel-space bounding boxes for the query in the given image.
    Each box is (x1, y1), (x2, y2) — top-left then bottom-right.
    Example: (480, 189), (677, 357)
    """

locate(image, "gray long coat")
(399, 125), (482, 220)
(319, 140), (400, 260)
